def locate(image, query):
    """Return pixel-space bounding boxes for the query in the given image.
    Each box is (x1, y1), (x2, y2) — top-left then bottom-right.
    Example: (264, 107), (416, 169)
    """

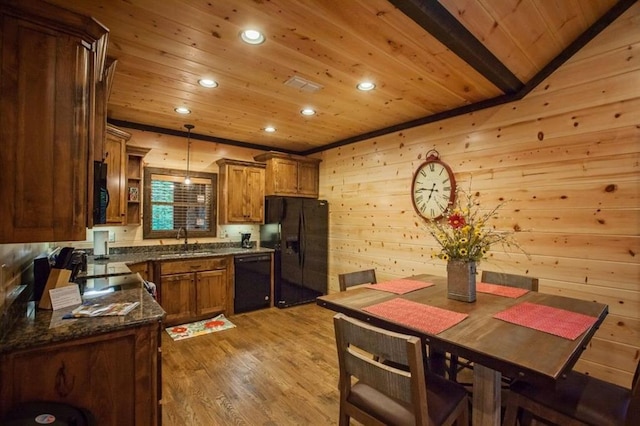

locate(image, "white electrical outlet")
(109, 231), (116, 243)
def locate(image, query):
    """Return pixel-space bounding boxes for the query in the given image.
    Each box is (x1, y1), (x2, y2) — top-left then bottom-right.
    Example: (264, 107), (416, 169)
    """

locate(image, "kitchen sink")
(159, 251), (216, 258)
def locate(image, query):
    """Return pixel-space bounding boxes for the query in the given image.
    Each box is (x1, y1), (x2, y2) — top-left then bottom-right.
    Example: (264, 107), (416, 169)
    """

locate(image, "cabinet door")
(245, 166), (265, 222)
(105, 133), (126, 224)
(0, 327), (159, 426)
(297, 161), (320, 197)
(160, 273), (195, 325)
(222, 163), (265, 223)
(0, 14), (93, 242)
(271, 158), (300, 195)
(227, 165), (249, 222)
(127, 261), (149, 281)
(196, 269), (227, 317)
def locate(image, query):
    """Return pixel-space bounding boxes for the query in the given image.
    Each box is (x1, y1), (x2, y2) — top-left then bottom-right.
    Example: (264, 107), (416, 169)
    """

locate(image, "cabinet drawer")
(160, 257), (228, 275)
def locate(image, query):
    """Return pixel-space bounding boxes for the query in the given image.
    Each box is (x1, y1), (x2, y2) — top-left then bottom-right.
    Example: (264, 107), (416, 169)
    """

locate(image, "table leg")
(428, 348), (448, 376)
(472, 364), (501, 426)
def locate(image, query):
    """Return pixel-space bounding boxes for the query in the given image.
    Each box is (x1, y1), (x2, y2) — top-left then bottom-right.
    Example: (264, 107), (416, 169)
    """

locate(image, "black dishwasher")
(234, 254), (272, 313)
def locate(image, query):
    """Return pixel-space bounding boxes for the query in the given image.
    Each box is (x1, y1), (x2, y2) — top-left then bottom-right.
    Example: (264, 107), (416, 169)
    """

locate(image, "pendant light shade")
(184, 124), (194, 184)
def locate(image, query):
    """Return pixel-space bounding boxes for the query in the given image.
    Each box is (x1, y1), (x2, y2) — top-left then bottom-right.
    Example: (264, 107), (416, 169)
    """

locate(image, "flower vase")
(447, 260), (477, 302)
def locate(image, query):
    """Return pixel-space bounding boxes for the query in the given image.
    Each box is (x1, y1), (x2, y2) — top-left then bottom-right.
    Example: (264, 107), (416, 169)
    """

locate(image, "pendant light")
(184, 124), (194, 185)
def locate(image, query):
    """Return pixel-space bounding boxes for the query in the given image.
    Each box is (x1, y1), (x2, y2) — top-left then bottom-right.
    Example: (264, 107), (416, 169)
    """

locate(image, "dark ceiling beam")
(107, 119), (299, 155)
(305, 92), (519, 155)
(387, 0), (523, 94)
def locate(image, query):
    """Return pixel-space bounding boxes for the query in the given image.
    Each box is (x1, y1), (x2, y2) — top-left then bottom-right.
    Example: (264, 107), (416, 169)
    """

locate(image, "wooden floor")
(161, 303), (342, 425)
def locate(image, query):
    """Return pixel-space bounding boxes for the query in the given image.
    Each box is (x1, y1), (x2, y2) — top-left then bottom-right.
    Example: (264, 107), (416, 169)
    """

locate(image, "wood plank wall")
(316, 4), (640, 388)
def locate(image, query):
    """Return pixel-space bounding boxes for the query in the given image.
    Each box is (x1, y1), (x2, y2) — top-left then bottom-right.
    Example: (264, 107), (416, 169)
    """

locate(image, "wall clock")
(411, 150), (456, 220)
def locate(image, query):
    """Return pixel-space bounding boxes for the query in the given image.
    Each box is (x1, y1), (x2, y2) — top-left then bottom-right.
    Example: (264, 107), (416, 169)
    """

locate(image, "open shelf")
(126, 146), (150, 225)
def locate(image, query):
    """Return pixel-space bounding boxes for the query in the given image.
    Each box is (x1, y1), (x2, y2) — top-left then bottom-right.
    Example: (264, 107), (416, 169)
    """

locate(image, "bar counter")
(0, 274), (165, 354)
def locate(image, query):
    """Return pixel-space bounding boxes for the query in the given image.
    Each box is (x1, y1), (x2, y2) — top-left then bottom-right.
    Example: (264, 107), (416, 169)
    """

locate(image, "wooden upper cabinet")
(254, 152), (321, 198)
(94, 58), (117, 163)
(104, 125), (130, 225)
(216, 159), (266, 223)
(0, 0), (108, 243)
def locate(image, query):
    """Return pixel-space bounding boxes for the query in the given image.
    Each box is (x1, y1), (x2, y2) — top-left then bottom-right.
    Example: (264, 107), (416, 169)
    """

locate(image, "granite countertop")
(87, 246), (274, 267)
(0, 245), (274, 354)
(0, 276), (165, 354)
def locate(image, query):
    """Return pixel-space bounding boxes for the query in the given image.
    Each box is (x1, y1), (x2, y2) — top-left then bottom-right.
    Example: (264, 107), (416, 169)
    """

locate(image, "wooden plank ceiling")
(45, 0), (629, 154)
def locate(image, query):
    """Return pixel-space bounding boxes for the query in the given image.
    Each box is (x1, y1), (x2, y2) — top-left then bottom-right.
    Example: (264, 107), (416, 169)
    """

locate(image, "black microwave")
(93, 161), (109, 224)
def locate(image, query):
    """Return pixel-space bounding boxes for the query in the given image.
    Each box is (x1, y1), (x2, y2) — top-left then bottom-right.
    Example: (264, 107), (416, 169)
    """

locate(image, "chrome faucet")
(176, 227), (188, 251)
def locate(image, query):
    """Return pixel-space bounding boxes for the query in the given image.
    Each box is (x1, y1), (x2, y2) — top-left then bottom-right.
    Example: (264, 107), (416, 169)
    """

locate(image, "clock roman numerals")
(411, 157), (456, 220)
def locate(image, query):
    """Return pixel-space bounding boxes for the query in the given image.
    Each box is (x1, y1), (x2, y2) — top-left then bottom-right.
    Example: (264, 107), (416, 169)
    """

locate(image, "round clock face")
(411, 160), (456, 220)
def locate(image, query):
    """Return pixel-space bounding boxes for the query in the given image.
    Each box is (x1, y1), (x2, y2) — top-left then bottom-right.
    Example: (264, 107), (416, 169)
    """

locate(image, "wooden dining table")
(316, 274), (608, 426)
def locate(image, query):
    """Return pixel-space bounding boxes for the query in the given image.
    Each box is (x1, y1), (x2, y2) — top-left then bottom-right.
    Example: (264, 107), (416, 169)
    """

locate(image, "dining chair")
(333, 313), (469, 426)
(480, 270), (539, 292)
(338, 269), (377, 292)
(449, 271), (539, 383)
(503, 358), (640, 426)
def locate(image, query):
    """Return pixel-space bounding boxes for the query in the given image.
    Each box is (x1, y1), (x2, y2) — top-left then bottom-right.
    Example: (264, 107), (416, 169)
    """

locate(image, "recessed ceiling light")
(174, 106), (191, 114)
(264, 126), (276, 133)
(198, 78), (218, 88)
(240, 29), (265, 45)
(357, 81), (376, 91)
(300, 108), (316, 116)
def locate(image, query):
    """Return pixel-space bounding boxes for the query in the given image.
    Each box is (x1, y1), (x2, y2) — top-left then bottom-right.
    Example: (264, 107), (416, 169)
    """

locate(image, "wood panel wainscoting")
(161, 304), (340, 425)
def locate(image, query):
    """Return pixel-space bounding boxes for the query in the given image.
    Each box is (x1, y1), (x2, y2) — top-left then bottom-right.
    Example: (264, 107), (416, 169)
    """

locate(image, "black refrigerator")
(260, 197), (328, 308)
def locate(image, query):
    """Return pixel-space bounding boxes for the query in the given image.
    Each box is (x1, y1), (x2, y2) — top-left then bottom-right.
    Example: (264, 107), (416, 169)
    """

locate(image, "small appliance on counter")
(241, 232), (253, 249)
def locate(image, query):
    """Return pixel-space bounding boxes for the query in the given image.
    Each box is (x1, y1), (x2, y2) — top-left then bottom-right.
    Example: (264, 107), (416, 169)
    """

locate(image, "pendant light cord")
(184, 124), (194, 183)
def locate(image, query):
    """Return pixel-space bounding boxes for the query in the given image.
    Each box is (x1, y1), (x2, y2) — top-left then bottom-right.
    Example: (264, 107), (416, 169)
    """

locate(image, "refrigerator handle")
(299, 209), (305, 267)
(281, 197), (287, 223)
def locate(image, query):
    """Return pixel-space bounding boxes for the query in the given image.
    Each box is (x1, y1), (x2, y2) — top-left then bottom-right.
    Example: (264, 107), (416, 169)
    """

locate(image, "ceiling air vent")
(284, 75), (324, 93)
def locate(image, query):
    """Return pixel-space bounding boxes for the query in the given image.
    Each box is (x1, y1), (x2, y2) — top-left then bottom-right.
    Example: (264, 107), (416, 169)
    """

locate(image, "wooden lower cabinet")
(161, 273), (196, 325)
(127, 260), (150, 281)
(0, 322), (161, 425)
(196, 269), (227, 317)
(157, 257), (230, 326)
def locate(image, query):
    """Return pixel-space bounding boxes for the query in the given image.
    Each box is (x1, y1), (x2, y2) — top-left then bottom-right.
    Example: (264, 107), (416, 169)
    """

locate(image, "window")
(143, 167), (217, 239)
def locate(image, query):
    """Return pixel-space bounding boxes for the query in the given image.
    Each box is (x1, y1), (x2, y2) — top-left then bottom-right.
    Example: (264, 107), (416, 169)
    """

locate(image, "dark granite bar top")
(0, 276), (165, 354)
(87, 245), (274, 267)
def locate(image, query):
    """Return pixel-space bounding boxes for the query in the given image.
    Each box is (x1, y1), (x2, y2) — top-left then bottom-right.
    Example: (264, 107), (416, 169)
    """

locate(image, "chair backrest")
(333, 313), (429, 425)
(338, 269), (377, 291)
(481, 270), (539, 291)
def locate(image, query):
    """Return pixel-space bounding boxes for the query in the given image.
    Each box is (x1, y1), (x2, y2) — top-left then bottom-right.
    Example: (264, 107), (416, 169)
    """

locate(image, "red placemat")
(477, 282), (529, 298)
(493, 302), (598, 340)
(364, 279), (434, 294)
(363, 298), (468, 335)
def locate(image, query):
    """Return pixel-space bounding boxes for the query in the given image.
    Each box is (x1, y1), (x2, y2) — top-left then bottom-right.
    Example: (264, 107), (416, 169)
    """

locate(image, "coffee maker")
(240, 233), (252, 249)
